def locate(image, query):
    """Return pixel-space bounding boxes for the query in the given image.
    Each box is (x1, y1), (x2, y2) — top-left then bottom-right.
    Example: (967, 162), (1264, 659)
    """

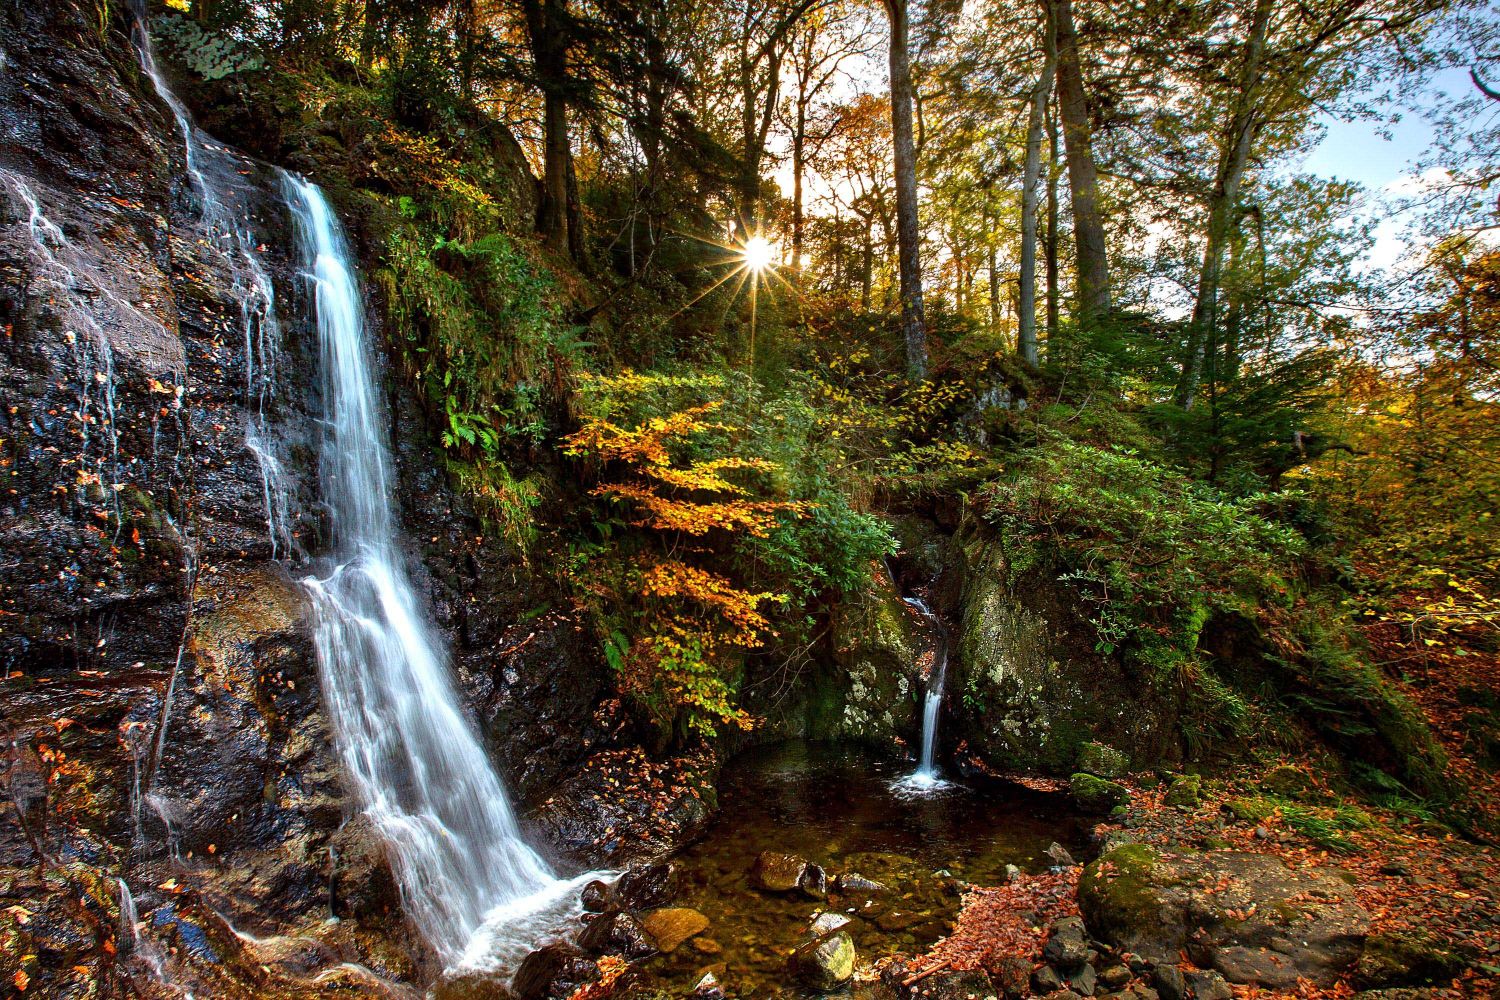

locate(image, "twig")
(901, 960), (950, 987)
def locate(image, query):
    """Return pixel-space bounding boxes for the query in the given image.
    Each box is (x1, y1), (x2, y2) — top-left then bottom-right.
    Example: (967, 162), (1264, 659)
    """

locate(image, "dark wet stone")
(799, 862), (828, 899)
(512, 943), (598, 1000)
(616, 861), (679, 911)
(1033, 965), (1064, 994)
(1152, 965), (1186, 1000)
(1043, 916), (1090, 970)
(580, 879), (617, 913)
(1183, 969), (1232, 1000)
(577, 910), (656, 959)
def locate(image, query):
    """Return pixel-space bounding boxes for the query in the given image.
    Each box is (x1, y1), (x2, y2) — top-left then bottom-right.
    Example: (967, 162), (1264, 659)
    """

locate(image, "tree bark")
(1017, 0), (1057, 366)
(1053, 0), (1110, 321)
(884, 0), (927, 379)
(1176, 0), (1271, 409)
(1045, 96), (1060, 351)
(523, 0), (577, 258)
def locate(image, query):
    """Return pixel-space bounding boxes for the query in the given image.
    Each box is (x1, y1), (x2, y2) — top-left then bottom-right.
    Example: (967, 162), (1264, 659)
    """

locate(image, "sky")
(1298, 66), (1476, 275)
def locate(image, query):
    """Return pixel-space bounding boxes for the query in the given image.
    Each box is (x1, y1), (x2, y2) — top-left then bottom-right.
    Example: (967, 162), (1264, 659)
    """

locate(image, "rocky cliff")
(0, 3), (618, 995)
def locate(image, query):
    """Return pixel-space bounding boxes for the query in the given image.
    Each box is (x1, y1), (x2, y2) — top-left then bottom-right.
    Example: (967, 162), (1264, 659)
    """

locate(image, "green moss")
(1077, 741), (1129, 778)
(1071, 772), (1131, 813)
(1078, 844), (1165, 940)
(1163, 773), (1203, 807)
(1224, 796), (1274, 822)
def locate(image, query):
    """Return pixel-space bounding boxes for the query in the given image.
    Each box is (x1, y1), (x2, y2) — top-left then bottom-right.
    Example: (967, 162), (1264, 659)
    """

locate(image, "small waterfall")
(896, 596), (952, 794)
(130, 6), (294, 559)
(117, 878), (169, 982)
(284, 175), (573, 966)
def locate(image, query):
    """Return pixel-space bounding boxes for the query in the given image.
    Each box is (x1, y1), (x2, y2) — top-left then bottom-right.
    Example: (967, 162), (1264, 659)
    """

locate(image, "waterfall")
(285, 175), (574, 966)
(895, 596), (952, 794)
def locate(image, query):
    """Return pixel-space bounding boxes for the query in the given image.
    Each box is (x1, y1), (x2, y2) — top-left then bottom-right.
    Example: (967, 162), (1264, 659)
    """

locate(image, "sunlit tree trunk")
(883, 0), (927, 379)
(1177, 0), (1272, 409)
(1017, 0), (1057, 366)
(1054, 0), (1110, 321)
(1044, 98), (1060, 351)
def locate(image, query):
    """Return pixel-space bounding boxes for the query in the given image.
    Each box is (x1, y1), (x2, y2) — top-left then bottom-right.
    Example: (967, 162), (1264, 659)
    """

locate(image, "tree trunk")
(1045, 97), (1060, 348)
(1054, 0), (1110, 321)
(1017, 0), (1057, 366)
(860, 216), (874, 311)
(524, 0), (576, 258)
(1176, 0), (1271, 409)
(884, 0), (927, 379)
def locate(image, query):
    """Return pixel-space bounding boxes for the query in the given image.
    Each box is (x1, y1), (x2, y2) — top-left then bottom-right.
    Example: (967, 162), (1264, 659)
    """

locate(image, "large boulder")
(759, 565), (923, 744)
(949, 514), (1179, 772)
(789, 925), (856, 991)
(1079, 845), (1370, 989)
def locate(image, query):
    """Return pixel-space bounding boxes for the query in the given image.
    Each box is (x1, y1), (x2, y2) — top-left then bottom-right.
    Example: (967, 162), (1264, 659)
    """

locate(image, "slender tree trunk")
(1176, 0), (1271, 409)
(987, 220), (1000, 337)
(861, 217), (874, 310)
(524, 0), (576, 258)
(1017, 1), (1057, 366)
(792, 124), (806, 270)
(1045, 97), (1060, 348)
(1053, 0), (1110, 321)
(884, 0), (927, 379)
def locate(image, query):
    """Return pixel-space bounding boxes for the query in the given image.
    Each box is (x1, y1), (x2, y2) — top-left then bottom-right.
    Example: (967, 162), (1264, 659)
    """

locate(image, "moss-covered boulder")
(948, 513), (1180, 773)
(768, 566), (921, 745)
(1353, 930), (1464, 989)
(1164, 773), (1204, 807)
(1078, 741), (1130, 778)
(789, 927), (856, 991)
(1070, 772), (1131, 812)
(1079, 846), (1369, 988)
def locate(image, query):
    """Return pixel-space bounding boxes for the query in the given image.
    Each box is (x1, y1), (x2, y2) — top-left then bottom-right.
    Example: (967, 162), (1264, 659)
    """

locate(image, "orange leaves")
(637, 560), (774, 648)
(563, 403), (728, 467)
(563, 401), (813, 735)
(596, 483), (808, 537)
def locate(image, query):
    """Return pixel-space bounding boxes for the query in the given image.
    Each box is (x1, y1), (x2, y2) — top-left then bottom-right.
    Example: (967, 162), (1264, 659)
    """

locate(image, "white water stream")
(894, 596), (953, 794)
(286, 176), (593, 968)
(118, 11), (591, 973)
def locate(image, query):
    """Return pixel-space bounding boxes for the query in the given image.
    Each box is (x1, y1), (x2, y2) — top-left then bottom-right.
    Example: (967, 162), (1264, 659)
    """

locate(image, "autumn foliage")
(564, 396), (813, 736)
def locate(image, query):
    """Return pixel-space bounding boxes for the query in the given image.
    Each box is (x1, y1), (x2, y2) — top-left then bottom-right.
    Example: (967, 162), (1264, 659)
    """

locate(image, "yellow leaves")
(4, 905), (33, 926)
(563, 403), (729, 466)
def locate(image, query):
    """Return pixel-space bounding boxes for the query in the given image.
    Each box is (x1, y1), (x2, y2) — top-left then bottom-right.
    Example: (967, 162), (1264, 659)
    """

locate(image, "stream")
(637, 741), (1088, 999)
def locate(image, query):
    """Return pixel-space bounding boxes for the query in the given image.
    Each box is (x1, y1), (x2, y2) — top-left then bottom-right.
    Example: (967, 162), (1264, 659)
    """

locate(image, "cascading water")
(284, 175), (589, 967)
(895, 596), (953, 794)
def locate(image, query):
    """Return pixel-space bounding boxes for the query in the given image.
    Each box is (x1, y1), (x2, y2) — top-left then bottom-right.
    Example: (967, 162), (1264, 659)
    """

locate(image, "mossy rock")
(1071, 772), (1130, 812)
(1078, 741), (1129, 779)
(1225, 797), (1274, 823)
(1164, 773), (1203, 807)
(1263, 765), (1310, 797)
(1353, 930), (1465, 989)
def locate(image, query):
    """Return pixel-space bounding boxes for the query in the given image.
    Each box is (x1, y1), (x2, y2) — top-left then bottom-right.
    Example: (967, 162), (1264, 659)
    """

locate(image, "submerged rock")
(751, 850), (809, 892)
(1079, 845), (1369, 988)
(788, 926), (856, 991)
(834, 872), (889, 895)
(640, 907), (709, 953)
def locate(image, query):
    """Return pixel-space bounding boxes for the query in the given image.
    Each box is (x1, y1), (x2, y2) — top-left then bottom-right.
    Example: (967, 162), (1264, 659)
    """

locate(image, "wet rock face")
(1079, 844), (1371, 989)
(948, 512), (1180, 773)
(0, 1), (621, 995)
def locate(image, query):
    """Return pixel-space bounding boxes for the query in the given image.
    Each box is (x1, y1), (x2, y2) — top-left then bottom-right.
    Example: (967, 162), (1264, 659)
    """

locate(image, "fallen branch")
(901, 960), (950, 987)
